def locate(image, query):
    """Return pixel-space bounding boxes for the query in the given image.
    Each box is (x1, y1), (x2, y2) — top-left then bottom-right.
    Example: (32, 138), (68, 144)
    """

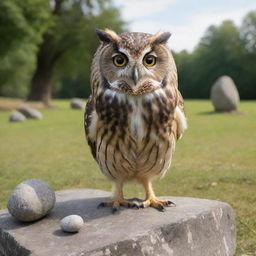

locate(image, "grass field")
(0, 99), (255, 255)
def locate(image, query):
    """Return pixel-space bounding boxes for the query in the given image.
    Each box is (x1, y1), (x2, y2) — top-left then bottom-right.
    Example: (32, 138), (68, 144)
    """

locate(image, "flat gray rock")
(0, 189), (236, 256)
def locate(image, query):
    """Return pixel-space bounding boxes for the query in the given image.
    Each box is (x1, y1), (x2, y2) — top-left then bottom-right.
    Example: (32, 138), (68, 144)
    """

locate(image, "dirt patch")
(0, 98), (54, 111)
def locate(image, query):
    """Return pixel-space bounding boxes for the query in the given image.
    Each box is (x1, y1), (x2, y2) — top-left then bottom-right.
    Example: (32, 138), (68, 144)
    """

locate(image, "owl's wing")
(173, 88), (187, 140)
(177, 90), (185, 113)
(84, 95), (97, 159)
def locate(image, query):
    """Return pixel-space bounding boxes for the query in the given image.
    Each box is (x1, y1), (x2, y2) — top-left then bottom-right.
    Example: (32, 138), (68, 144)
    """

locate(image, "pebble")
(60, 215), (84, 233)
(211, 182), (218, 187)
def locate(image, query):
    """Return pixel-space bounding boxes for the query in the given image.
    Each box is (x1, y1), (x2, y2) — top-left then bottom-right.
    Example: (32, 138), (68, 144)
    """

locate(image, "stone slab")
(0, 189), (236, 256)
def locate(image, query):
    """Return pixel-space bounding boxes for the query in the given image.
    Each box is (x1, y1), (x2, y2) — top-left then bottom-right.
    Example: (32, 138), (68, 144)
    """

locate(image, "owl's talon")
(112, 206), (120, 214)
(157, 205), (166, 212)
(132, 203), (140, 209)
(98, 198), (139, 212)
(167, 200), (176, 207)
(140, 198), (174, 211)
(97, 202), (106, 208)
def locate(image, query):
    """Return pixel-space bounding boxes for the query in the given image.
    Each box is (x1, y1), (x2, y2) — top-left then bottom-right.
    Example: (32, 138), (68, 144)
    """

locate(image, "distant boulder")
(70, 98), (84, 109)
(210, 76), (240, 112)
(18, 105), (42, 119)
(9, 111), (26, 122)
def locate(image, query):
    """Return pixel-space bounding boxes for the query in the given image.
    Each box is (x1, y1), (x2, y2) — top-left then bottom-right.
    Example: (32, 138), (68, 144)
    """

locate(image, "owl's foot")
(98, 199), (140, 214)
(140, 197), (175, 212)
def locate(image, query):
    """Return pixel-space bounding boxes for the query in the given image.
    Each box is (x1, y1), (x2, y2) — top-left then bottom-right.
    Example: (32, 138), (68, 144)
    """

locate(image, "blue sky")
(114, 0), (256, 52)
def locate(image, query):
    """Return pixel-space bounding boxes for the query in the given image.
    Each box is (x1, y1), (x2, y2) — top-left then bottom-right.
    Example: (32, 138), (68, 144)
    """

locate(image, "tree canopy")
(0, 4), (255, 100)
(174, 10), (256, 99)
(0, 0), (126, 102)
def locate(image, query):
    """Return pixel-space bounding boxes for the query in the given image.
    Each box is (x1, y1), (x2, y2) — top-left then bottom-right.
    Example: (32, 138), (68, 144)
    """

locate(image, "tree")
(0, 0), (50, 97)
(173, 50), (195, 98)
(0, 0), (49, 57)
(175, 20), (245, 98)
(54, 2), (126, 99)
(175, 10), (256, 99)
(194, 20), (243, 98)
(238, 11), (256, 98)
(27, 0), (126, 106)
(240, 11), (256, 53)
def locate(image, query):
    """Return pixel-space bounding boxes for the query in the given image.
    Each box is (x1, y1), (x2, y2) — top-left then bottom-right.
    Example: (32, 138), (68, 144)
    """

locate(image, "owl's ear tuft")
(95, 28), (120, 43)
(150, 32), (171, 45)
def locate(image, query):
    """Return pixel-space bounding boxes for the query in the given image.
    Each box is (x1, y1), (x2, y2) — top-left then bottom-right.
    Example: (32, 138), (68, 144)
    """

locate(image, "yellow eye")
(143, 55), (156, 67)
(113, 54), (127, 67)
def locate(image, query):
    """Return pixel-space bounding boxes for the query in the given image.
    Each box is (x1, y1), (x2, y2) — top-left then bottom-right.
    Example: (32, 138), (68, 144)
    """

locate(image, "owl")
(85, 29), (187, 213)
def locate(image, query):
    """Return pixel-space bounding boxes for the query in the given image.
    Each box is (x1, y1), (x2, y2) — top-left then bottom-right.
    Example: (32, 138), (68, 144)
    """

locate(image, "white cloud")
(115, 1), (256, 52)
(173, 6), (256, 51)
(115, 0), (176, 20)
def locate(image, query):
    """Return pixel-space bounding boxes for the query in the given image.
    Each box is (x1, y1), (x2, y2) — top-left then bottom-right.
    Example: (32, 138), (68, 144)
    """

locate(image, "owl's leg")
(98, 180), (139, 213)
(140, 178), (175, 211)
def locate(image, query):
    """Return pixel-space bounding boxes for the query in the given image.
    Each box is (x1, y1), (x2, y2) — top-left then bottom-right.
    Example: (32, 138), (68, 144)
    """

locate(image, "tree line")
(0, 1), (255, 104)
(174, 10), (256, 99)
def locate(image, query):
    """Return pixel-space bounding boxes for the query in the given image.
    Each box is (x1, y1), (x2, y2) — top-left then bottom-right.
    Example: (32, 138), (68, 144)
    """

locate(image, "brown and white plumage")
(85, 29), (187, 212)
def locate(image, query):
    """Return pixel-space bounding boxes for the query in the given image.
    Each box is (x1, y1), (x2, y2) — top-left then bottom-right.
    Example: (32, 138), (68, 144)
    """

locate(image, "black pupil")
(116, 56), (124, 65)
(146, 56), (154, 64)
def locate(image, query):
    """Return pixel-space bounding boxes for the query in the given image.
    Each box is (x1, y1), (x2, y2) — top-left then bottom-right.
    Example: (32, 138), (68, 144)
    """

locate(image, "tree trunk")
(27, 0), (64, 106)
(27, 51), (54, 106)
(27, 30), (65, 106)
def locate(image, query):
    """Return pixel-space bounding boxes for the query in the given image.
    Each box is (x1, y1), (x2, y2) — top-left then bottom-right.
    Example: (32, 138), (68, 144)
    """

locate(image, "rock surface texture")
(18, 105), (42, 119)
(7, 179), (55, 222)
(211, 76), (240, 112)
(70, 98), (84, 109)
(9, 111), (26, 122)
(0, 189), (236, 256)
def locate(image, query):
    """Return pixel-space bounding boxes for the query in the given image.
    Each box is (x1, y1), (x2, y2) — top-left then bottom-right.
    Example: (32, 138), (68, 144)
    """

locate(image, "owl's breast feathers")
(85, 84), (186, 180)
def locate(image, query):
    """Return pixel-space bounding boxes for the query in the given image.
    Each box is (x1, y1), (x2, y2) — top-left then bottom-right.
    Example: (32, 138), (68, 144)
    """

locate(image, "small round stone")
(7, 179), (55, 222)
(60, 215), (84, 233)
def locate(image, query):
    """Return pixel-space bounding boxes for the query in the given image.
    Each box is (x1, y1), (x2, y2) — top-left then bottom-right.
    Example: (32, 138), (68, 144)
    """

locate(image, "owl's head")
(95, 29), (176, 95)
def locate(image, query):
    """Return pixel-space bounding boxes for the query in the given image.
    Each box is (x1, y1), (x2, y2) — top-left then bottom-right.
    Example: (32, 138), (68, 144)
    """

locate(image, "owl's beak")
(131, 66), (140, 86)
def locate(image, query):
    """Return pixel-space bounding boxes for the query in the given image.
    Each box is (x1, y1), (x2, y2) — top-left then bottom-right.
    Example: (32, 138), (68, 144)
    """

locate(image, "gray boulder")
(7, 179), (56, 222)
(18, 105), (42, 119)
(9, 111), (26, 122)
(70, 98), (84, 109)
(210, 76), (240, 112)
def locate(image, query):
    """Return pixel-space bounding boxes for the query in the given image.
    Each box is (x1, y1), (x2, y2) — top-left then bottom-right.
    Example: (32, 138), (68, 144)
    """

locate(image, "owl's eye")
(113, 54), (127, 67)
(143, 55), (156, 67)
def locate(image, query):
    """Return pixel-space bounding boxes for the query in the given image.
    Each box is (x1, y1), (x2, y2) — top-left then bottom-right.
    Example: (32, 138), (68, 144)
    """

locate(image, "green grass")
(0, 99), (256, 255)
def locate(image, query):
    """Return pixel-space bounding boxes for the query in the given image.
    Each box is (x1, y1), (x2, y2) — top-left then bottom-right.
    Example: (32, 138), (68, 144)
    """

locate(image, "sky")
(114, 0), (256, 52)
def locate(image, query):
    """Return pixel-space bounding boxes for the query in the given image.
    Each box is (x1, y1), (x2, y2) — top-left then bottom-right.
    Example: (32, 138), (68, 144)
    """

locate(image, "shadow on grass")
(197, 110), (246, 115)
(197, 111), (218, 115)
